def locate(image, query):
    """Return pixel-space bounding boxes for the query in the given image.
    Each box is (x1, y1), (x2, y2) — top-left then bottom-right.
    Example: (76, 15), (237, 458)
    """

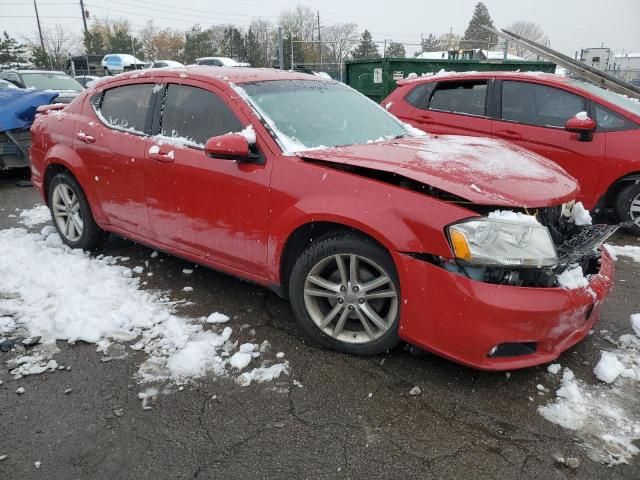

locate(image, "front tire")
(289, 232), (401, 355)
(48, 172), (107, 250)
(615, 183), (640, 236)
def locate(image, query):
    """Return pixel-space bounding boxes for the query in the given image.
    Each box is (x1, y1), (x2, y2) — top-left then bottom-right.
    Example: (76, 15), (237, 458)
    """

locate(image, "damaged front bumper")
(393, 240), (615, 371)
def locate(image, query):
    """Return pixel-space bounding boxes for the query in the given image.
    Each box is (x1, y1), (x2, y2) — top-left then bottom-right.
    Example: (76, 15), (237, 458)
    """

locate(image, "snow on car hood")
(298, 135), (579, 208)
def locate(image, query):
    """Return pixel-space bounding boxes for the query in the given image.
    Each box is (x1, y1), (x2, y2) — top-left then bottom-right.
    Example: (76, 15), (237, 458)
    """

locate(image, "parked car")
(383, 72), (640, 234)
(1, 88), (58, 169)
(30, 67), (616, 370)
(195, 57), (250, 67)
(0, 78), (19, 89)
(74, 75), (101, 88)
(151, 60), (184, 68)
(101, 54), (151, 75)
(0, 70), (83, 103)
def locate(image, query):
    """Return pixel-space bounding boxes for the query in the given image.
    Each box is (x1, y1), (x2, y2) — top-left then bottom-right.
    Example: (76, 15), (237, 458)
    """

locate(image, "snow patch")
(557, 265), (589, 290)
(575, 111), (590, 121)
(488, 210), (541, 225)
(593, 352), (625, 383)
(18, 205), (50, 227)
(604, 244), (640, 263)
(238, 125), (256, 145)
(572, 202), (592, 226)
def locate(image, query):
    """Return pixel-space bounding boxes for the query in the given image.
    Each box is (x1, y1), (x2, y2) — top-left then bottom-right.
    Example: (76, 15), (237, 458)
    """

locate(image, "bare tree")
(26, 24), (80, 69)
(323, 22), (358, 64)
(278, 5), (316, 40)
(505, 21), (549, 59)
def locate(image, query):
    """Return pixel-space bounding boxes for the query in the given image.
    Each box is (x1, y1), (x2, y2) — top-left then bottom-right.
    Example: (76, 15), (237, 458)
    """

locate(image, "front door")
(76, 82), (155, 237)
(492, 80), (605, 207)
(144, 81), (272, 276)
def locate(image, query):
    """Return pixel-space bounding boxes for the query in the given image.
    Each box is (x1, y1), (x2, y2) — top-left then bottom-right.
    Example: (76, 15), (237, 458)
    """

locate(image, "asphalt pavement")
(1, 169), (639, 480)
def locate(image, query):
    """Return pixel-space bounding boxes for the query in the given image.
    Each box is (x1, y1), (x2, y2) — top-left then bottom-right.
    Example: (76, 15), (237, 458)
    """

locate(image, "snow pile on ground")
(488, 210), (541, 225)
(0, 220), (288, 387)
(571, 202), (592, 226)
(18, 205), (50, 227)
(605, 244), (640, 263)
(539, 315), (640, 465)
(556, 265), (589, 290)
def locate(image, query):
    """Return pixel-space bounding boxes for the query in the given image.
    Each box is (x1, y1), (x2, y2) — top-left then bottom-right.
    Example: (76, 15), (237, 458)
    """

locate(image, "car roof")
(98, 66), (328, 86)
(396, 71), (566, 86)
(3, 70), (68, 75)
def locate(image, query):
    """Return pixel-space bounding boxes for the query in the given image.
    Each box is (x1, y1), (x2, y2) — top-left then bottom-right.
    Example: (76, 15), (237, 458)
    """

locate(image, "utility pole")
(33, 0), (52, 69)
(290, 32), (294, 70)
(383, 39), (387, 58)
(79, 0), (88, 34)
(317, 10), (322, 68)
(278, 27), (284, 69)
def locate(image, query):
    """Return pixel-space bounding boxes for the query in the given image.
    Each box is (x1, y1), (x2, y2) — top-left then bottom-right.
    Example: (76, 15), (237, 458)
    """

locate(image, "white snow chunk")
(276, 352), (285, 359)
(409, 386), (422, 396)
(150, 251), (159, 258)
(572, 202), (592, 226)
(238, 125), (256, 145)
(34, 461), (41, 469)
(16, 387), (25, 394)
(206, 312), (230, 324)
(229, 351), (253, 370)
(547, 363), (562, 375)
(575, 111), (590, 121)
(182, 268), (193, 274)
(488, 210), (541, 225)
(132, 266), (144, 274)
(593, 352), (625, 383)
(138, 387), (158, 410)
(293, 379), (303, 388)
(384, 101), (393, 110)
(557, 265), (589, 290)
(18, 205), (50, 227)
(605, 244), (640, 263)
(236, 362), (289, 387)
(182, 286), (193, 292)
(631, 314), (640, 337)
(148, 145), (160, 155)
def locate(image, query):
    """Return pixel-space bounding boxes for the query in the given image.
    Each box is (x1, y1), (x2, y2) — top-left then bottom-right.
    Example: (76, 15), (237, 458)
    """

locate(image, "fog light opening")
(488, 342), (537, 358)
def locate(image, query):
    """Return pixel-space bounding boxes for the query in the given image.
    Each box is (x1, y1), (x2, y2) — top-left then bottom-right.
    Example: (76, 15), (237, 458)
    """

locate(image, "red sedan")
(383, 72), (640, 235)
(30, 67), (615, 370)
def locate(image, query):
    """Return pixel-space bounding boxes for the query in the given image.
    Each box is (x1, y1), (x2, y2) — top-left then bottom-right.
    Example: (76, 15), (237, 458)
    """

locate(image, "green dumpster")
(345, 58), (556, 103)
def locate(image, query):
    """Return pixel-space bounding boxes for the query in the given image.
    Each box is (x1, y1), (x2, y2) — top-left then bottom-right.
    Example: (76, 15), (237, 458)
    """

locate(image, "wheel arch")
(598, 172), (640, 219)
(278, 221), (389, 298)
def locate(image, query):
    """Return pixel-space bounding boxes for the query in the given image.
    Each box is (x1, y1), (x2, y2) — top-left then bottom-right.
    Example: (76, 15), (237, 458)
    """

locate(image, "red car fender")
(42, 144), (108, 225)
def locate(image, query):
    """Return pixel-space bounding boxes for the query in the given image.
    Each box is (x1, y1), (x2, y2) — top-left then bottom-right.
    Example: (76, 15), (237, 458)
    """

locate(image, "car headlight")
(447, 217), (558, 267)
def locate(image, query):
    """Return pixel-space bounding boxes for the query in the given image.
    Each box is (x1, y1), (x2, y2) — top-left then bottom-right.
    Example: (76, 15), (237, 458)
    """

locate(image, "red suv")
(384, 72), (640, 235)
(30, 67), (615, 370)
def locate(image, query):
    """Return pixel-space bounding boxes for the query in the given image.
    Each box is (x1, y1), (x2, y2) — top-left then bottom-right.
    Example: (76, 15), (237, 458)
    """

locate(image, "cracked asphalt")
(1, 169), (639, 479)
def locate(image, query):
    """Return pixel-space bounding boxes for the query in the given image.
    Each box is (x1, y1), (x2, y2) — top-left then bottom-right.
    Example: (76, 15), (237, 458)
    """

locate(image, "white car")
(151, 60), (184, 68)
(194, 57), (250, 67)
(101, 54), (151, 75)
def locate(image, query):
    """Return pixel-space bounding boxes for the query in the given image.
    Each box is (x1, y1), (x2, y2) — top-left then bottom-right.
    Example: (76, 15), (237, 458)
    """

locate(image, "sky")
(2, 0), (639, 57)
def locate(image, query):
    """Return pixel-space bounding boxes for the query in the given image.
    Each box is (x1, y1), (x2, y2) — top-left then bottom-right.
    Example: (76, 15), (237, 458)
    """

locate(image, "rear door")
(411, 79), (493, 137)
(76, 82), (156, 237)
(144, 81), (272, 275)
(491, 80), (605, 206)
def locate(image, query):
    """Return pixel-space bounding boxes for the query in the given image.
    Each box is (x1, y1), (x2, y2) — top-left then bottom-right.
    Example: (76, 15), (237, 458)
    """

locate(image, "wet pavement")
(1, 169), (639, 479)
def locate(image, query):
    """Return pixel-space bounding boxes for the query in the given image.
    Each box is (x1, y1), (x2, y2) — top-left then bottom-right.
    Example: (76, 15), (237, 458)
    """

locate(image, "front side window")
(428, 81), (487, 116)
(239, 80), (408, 151)
(160, 84), (243, 146)
(98, 83), (154, 133)
(501, 81), (586, 128)
(595, 104), (633, 131)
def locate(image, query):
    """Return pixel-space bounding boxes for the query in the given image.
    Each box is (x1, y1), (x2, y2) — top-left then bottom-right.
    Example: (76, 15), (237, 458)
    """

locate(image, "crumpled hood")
(298, 135), (579, 208)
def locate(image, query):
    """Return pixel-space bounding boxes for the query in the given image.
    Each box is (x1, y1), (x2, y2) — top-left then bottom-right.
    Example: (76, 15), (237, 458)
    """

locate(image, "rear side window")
(160, 84), (243, 146)
(428, 81), (487, 116)
(404, 83), (433, 108)
(98, 84), (154, 133)
(501, 81), (586, 128)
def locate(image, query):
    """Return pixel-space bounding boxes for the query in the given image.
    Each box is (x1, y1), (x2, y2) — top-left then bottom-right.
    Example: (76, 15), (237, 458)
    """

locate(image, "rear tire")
(615, 183), (640, 236)
(289, 232), (401, 355)
(47, 172), (108, 250)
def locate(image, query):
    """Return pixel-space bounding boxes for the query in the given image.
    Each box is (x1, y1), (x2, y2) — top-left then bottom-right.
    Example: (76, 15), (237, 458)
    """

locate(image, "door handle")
(148, 151), (175, 163)
(76, 131), (95, 143)
(494, 130), (522, 140)
(415, 113), (432, 123)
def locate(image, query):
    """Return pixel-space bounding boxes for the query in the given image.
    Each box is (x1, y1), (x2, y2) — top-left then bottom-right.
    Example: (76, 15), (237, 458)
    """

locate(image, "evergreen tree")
(83, 29), (106, 55)
(418, 33), (440, 54)
(461, 2), (497, 50)
(0, 31), (28, 65)
(244, 27), (261, 67)
(183, 25), (213, 64)
(222, 26), (246, 61)
(283, 33), (304, 68)
(351, 30), (379, 59)
(385, 41), (405, 58)
(107, 26), (143, 57)
(30, 46), (50, 69)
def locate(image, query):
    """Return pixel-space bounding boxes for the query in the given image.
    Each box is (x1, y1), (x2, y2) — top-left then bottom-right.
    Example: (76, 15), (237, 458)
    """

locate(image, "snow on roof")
(414, 51), (452, 60)
(481, 50), (525, 61)
(614, 52), (640, 59)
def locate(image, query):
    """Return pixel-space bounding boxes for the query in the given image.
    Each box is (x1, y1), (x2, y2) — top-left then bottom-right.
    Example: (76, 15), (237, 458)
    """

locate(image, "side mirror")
(565, 115), (596, 142)
(204, 133), (258, 162)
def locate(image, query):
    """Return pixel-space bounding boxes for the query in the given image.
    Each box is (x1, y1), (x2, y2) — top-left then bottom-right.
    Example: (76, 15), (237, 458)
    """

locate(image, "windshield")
(239, 80), (408, 151)
(21, 73), (83, 91)
(568, 79), (640, 116)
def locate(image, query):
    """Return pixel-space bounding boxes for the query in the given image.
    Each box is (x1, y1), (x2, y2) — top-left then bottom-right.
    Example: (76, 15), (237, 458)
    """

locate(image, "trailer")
(345, 57), (555, 102)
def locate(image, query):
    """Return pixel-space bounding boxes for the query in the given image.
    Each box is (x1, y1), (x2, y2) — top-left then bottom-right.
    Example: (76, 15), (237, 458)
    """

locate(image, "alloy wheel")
(303, 253), (398, 344)
(630, 192), (640, 225)
(51, 183), (83, 242)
